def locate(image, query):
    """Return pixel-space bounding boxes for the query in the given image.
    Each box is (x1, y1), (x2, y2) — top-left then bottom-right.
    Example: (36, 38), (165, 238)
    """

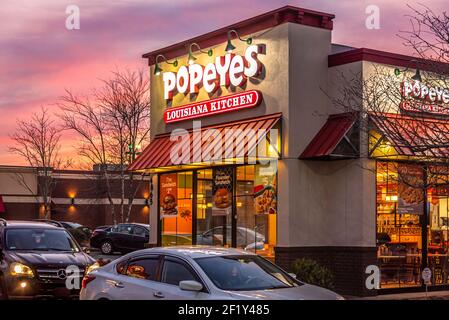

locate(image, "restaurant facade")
(129, 6), (449, 296)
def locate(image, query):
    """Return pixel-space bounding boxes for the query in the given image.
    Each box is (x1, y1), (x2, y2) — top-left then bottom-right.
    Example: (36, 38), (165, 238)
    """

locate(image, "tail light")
(82, 275), (96, 289)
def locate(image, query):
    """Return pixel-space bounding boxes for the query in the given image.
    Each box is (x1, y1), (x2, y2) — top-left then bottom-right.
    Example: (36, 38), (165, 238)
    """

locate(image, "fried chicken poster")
(253, 165), (277, 214)
(398, 164), (424, 215)
(212, 168), (233, 216)
(160, 174), (178, 217)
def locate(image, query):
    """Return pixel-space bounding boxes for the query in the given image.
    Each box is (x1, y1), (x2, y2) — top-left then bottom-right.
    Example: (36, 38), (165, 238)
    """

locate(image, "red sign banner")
(163, 90), (262, 124)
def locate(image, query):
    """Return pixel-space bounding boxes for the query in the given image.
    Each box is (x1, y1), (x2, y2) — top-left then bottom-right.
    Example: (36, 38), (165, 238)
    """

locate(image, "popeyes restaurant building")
(129, 6), (449, 296)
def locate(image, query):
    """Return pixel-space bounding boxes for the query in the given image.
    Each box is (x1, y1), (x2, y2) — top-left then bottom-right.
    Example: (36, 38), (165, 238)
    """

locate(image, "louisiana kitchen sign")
(164, 90), (262, 123)
(160, 44), (265, 123)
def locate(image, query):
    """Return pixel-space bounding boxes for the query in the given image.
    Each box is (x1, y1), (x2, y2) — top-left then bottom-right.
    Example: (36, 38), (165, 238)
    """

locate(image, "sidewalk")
(353, 290), (449, 300)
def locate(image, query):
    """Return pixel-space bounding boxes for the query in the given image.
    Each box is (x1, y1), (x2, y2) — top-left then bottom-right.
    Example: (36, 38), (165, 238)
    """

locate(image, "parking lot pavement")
(354, 291), (449, 300)
(89, 249), (122, 262)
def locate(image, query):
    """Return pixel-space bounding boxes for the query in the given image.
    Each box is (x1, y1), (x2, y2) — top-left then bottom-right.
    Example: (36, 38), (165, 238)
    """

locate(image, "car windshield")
(195, 255), (299, 291)
(5, 228), (80, 252)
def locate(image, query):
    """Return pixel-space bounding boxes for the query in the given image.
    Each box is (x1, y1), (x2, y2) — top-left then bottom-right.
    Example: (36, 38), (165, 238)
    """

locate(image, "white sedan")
(80, 246), (344, 300)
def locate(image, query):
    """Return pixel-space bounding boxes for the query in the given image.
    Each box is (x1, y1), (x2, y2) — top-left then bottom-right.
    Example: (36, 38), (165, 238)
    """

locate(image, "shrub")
(291, 258), (334, 290)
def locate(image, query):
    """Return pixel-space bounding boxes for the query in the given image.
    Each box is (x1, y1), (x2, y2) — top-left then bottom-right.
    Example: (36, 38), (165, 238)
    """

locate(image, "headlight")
(10, 262), (34, 277)
(85, 262), (100, 275)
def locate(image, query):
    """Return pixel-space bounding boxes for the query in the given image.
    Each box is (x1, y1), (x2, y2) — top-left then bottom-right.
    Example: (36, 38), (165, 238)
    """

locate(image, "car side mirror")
(288, 273), (297, 279)
(82, 247), (90, 254)
(179, 280), (203, 292)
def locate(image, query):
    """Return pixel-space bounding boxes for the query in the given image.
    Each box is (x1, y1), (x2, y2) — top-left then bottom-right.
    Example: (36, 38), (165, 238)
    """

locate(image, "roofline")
(328, 47), (449, 73)
(142, 5), (334, 65)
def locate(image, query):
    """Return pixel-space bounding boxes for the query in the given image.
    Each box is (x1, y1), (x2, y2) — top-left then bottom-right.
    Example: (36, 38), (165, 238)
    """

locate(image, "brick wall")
(275, 246), (378, 297)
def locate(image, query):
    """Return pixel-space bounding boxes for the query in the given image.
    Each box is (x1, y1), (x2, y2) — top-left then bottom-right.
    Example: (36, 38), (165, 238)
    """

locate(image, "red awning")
(128, 113), (282, 171)
(0, 196), (5, 213)
(300, 112), (358, 159)
(370, 113), (449, 158)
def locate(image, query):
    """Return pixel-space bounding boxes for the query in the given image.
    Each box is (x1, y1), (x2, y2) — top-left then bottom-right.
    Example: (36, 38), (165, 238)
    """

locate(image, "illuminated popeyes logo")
(401, 80), (449, 115)
(162, 45), (264, 100)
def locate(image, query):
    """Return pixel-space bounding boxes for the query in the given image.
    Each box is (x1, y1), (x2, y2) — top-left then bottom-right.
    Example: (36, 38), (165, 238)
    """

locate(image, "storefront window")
(236, 165), (276, 259)
(376, 162), (422, 288)
(160, 172), (193, 246)
(160, 165), (277, 256)
(196, 169), (232, 247)
(427, 166), (449, 285)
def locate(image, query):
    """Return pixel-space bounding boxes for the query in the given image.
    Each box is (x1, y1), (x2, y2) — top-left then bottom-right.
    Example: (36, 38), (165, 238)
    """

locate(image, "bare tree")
(99, 69), (150, 223)
(9, 108), (70, 219)
(59, 69), (150, 224)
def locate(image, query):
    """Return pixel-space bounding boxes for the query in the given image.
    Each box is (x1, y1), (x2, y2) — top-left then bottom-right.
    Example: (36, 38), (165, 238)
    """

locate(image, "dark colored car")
(0, 219), (96, 299)
(90, 223), (149, 255)
(35, 220), (92, 247)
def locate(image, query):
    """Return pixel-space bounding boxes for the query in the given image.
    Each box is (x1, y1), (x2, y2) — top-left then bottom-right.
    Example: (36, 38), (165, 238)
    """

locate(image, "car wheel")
(0, 275), (8, 300)
(100, 240), (113, 255)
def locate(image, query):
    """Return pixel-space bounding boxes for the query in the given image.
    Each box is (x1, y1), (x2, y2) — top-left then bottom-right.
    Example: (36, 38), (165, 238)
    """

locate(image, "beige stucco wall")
(276, 24), (376, 247)
(0, 167), (36, 195)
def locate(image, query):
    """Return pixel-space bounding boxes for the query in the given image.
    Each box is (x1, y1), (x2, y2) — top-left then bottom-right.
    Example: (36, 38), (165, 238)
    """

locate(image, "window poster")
(212, 167), (233, 216)
(253, 165), (277, 214)
(398, 164), (424, 215)
(160, 173), (178, 218)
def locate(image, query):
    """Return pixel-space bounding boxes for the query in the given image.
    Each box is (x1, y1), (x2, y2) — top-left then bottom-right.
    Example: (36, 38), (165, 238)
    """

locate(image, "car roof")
(1, 220), (63, 229)
(117, 223), (149, 228)
(132, 246), (256, 259)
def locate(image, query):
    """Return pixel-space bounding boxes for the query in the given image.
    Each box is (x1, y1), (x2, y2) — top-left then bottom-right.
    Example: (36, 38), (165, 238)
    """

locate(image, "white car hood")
(225, 284), (343, 300)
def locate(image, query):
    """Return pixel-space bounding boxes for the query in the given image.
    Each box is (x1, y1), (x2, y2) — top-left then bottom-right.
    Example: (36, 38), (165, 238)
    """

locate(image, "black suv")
(90, 223), (149, 254)
(0, 219), (96, 299)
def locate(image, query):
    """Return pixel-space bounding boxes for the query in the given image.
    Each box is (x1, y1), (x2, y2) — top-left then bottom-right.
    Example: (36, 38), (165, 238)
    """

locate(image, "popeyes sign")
(161, 45), (264, 123)
(401, 80), (449, 115)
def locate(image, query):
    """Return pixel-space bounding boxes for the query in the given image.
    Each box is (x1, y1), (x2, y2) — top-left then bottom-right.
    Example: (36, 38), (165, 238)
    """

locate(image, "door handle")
(153, 291), (165, 298)
(114, 282), (125, 288)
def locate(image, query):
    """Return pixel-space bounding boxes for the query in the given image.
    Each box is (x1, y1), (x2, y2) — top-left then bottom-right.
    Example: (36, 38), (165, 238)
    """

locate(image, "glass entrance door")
(196, 169), (232, 247)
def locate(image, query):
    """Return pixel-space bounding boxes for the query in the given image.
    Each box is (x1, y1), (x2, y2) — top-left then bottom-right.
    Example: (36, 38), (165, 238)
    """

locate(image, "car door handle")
(114, 282), (125, 288)
(153, 291), (165, 298)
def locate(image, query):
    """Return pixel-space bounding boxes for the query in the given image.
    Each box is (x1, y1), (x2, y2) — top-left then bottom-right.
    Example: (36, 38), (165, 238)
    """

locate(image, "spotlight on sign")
(225, 29), (253, 53)
(411, 68), (422, 82)
(154, 54), (178, 76)
(187, 43), (213, 65)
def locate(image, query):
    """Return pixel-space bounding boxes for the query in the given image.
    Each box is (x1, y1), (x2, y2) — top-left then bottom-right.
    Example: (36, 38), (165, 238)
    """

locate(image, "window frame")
(116, 255), (162, 282)
(159, 255), (209, 293)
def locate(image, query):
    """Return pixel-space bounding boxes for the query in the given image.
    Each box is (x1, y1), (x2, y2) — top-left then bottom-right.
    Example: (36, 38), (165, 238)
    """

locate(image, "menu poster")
(160, 174), (178, 218)
(212, 168), (233, 216)
(253, 165), (277, 215)
(398, 164), (424, 215)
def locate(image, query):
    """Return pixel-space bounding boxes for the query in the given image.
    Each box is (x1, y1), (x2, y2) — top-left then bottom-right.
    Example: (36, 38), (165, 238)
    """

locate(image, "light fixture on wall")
(225, 29), (253, 53)
(70, 197), (75, 206)
(144, 198), (149, 207)
(154, 54), (178, 75)
(394, 59), (422, 82)
(187, 43), (213, 65)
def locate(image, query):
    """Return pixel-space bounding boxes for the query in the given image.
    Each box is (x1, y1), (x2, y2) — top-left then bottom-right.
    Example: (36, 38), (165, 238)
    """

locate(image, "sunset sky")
(1, 0), (447, 167)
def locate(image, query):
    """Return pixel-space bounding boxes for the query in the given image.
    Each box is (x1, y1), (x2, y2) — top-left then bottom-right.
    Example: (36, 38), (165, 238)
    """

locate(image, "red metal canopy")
(128, 113), (281, 171)
(300, 112), (358, 159)
(370, 113), (449, 158)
